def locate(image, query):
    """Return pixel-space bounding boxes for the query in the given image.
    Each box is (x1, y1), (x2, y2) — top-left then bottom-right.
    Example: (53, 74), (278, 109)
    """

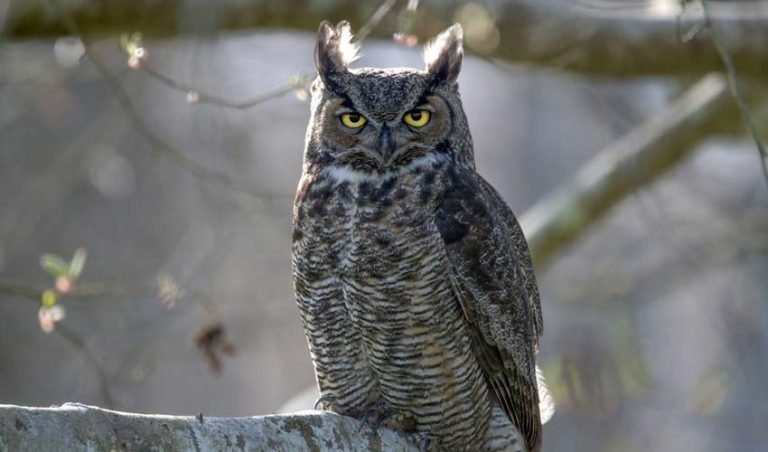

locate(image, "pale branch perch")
(4, 0), (768, 78)
(521, 72), (768, 268)
(0, 403), (419, 451)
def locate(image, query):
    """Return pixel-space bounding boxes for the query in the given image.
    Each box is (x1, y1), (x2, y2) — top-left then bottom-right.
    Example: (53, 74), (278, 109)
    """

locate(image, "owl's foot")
(357, 405), (418, 435)
(357, 407), (396, 433)
(377, 410), (417, 432)
(356, 407), (431, 450)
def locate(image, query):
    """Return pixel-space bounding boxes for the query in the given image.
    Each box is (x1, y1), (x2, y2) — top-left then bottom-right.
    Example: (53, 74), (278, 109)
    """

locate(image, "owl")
(292, 21), (550, 451)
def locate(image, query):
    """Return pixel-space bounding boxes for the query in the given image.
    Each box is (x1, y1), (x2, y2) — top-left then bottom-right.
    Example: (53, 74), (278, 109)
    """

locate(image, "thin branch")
(0, 280), (39, 300)
(136, 0), (398, 107)
(48, 0), (404, 198)
(139, 63), (312, 110)
(84, 44), (282, 198)
(41, 0), (282, 199)
(52, 324), (117, 408)
(356, 0), (400, 42)
(700, 0), (768, 190)
(0, 277), (215, 315)
(1, 275), (228, 389)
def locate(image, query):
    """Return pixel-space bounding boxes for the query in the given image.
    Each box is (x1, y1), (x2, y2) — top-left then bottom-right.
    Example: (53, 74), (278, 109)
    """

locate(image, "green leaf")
(40, 254), (68, 277)
(68, 248), (87, 280)
(119, 32), (143, 56)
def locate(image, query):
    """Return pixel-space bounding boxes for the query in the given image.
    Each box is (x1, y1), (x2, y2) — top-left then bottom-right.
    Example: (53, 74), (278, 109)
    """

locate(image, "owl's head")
(304, 21), (473, 175)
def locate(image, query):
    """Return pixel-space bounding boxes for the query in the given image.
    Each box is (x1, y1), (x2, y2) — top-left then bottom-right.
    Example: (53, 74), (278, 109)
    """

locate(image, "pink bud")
(393, 33), (419, 47)
(38, 305), (65, 333)
(128, 57), (142, 70)
(55, 276), (72, 294)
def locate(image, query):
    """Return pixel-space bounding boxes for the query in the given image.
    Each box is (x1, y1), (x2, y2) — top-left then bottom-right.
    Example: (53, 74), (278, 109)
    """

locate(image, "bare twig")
(356, 0), (400, 42)
(0, 277), (215, 315)
(1, 274), (227, 386)
(84, 44), (283, 198)
(137, 0), (398, 107)
(52, 324), (117, 408)
(41, 0), (280, 199)
(0, 280), (39, 300)
(139, 64), (311, 110)
(49, 0), (404, 197)
(700, 0), (768, 189)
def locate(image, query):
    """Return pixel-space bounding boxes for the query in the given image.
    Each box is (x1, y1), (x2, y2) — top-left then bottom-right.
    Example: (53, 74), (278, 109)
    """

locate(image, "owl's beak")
(376, 125), (395, 162)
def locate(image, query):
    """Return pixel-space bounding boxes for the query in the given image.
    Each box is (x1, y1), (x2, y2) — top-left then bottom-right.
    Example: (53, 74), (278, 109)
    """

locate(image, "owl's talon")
(314, 395), (334, 411)
(357, 408), (376, 433)
(419, 434), (431, 452)
(373, 409), (392, 430)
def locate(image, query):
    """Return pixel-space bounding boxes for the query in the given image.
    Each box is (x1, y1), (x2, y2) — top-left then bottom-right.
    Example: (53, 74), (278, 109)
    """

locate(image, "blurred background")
(1, 0), (767, 451)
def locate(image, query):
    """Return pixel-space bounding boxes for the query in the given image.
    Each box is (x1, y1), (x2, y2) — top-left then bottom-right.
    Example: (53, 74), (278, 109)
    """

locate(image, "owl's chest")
(294, 166), (451, 319)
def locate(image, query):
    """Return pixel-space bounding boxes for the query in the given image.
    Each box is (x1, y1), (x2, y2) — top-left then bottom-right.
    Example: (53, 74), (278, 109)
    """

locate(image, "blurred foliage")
(544, 317), (652, 419)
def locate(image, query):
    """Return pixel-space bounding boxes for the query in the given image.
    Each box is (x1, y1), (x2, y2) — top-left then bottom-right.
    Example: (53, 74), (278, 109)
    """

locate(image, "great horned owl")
(292, 21), (549, 451)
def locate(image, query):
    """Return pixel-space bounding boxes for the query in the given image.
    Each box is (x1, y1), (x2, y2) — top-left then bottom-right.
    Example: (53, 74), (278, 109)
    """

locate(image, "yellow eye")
(340, 112), (367, 129)
(403, 110), (431, 128)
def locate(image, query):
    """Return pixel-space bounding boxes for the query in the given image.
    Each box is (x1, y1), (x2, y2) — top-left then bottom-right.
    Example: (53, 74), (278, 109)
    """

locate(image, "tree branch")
(0, 403), (419, 451)
(4, 0), (768, 78)
(521, 72), (768, 267)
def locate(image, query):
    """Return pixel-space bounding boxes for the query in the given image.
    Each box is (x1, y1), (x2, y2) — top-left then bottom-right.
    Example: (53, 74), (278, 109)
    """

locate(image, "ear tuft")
(315, 21), (359, 87)
(423, 23), (463, 85)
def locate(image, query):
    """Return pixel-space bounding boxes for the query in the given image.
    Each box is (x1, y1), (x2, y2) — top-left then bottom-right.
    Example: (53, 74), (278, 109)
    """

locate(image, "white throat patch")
(323, 153), (448, 184)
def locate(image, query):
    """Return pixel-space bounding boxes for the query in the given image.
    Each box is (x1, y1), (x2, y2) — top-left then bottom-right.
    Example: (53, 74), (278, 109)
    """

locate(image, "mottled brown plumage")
(292, 21), (549, 451)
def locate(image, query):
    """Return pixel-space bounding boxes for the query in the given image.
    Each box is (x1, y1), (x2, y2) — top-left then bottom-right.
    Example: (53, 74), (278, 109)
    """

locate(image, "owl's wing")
(435, 168), (542, 451)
